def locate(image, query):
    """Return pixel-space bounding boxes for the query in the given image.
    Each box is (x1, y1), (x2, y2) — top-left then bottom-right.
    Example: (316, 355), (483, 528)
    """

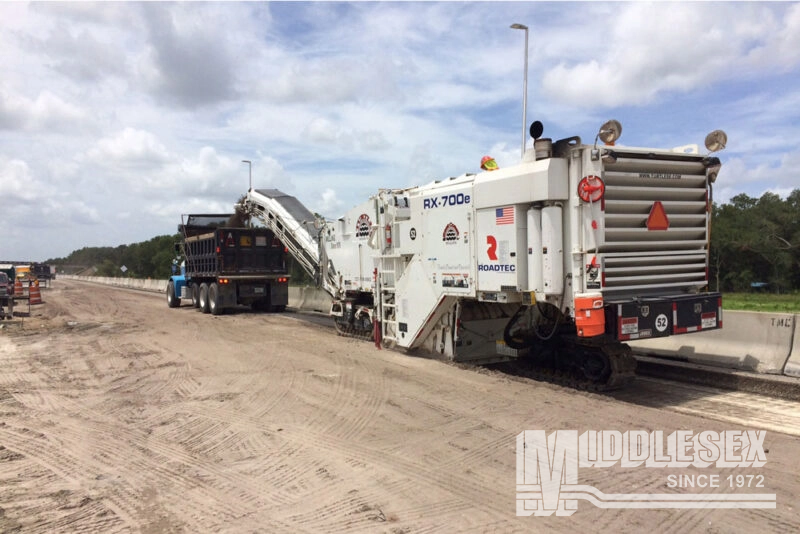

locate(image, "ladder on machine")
(377, 257), (399, 345)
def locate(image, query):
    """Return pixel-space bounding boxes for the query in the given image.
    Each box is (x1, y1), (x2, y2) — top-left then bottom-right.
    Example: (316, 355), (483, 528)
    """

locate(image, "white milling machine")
(243, 120), (727, 390)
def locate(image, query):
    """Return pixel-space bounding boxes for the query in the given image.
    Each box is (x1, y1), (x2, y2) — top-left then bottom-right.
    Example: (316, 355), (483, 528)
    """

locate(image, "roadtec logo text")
(516, 429), (774, 516)
(478, 264), (515, 272)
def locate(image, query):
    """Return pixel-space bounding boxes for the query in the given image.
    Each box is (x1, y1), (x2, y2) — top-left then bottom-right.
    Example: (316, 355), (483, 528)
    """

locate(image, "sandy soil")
(0, 279), (798, 533)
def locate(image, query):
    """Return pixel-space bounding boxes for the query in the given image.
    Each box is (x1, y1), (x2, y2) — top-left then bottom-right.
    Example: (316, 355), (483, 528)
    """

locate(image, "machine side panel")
(415, 182), (475, 297)
(323, 198), (377, 293)
(475, 206), (528, 292)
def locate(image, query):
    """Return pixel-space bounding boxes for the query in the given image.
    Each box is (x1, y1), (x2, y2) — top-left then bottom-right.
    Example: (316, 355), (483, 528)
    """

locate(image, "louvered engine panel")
(597, 153), (710, 296)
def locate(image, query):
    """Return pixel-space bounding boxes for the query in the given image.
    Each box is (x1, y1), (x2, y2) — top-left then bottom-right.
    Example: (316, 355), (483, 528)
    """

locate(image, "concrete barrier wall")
(783, 318), (800, 378)
(288, 286), (332, 313)
(629, 311), (796, 375)
(58, 276), (800, 378)
(62, 275), (168, 293)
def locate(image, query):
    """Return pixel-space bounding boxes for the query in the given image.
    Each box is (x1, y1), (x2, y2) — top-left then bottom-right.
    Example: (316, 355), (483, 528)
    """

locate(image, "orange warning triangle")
(647, 201), (670, 231)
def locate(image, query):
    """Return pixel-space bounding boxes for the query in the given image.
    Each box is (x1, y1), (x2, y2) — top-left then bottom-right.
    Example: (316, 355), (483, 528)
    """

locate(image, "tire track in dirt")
(385, 498), (473, 531)
(139, 341), (393, 527)
(320, 349), (391, 443)
(2, 417), (300, 532)
(36, 389), (302, 520)
(192, 338), (514, 527)
(1, 322), (309, 530)
(258, 345), (391, 507)
(0, 451), (126, 534)
(265, 424), (512, 527)
(100, 324), (204, 403)
(0, 425), (139, 528)
(225, 348), (368, 502)
(22, 497), (126, 534)
(133, 324), (311, 508)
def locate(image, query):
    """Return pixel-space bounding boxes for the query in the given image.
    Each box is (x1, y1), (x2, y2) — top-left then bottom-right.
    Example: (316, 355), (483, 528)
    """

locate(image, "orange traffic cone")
(13, 277), (23, 296)
(29, 280), (42, 305)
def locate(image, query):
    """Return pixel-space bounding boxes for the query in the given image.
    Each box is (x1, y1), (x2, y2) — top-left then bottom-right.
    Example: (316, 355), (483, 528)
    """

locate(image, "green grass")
(722, 292), (800, 313)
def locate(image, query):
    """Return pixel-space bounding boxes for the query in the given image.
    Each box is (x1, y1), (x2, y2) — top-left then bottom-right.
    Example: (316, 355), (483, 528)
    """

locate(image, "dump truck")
(32, 263), (54, 287)
(166, 214), (290, 315)
(240, 119), (727, 391)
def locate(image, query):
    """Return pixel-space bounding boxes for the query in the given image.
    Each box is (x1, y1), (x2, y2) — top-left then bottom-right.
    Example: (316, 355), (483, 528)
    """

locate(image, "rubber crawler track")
(494, 342), (638, 392)
(333, 319), (375, 342)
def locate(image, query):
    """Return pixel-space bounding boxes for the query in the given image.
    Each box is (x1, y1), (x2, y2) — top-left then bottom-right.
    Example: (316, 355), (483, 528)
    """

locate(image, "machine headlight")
(598, 119), (622, 145)
(704, 130), (727, 153)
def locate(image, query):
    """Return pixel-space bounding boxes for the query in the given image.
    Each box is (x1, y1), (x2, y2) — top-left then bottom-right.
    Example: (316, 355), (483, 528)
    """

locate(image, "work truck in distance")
(166, 214), (289, 315)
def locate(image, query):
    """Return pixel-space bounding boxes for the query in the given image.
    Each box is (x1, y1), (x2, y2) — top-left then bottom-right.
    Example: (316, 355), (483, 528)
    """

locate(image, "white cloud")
(317, 188), (344, 217)
(137, 4), (240, 108)
(0, 156), (102, 235)
(86, 128), (171, 169)
(0, 89), (86, 132)
(304, 117), (339, 144)
(539, 3), (797, 109)
(0, 158), (39, 202)
(713, 149), (800, 205)
(302, 116), (391, 152)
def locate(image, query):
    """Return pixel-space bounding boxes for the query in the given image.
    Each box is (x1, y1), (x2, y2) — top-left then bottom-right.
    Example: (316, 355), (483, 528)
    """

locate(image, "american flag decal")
(495, 207), (514, 225)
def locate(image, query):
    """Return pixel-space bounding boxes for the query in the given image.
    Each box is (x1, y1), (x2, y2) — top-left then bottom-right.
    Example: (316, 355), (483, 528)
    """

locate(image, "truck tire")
(166, 280), (180, 308)
(209, 283), (222, 316)
(191, 284), (200, 308)
(199, 283), (210, 314)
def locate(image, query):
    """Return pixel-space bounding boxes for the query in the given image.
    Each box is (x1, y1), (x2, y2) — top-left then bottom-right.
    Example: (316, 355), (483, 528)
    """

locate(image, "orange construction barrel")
(29, 280), (42, 305)
(575, 293), (605, 337)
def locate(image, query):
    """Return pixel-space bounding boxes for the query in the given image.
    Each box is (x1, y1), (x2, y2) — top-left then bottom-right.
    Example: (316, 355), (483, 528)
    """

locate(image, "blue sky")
(1, 1), (799, 262)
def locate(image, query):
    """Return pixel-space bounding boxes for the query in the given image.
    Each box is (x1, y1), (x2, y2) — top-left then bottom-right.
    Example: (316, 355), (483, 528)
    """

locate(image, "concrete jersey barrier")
(629, 310), (795, 375)
(288, 286), (331, 313)
(783, 318), (800, 378)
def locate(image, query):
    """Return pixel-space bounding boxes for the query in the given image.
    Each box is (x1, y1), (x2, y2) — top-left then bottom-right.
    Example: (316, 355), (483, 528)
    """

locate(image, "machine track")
(496, 341), (637, 392)
(333, 317), (375, 342)
(499, 304), (638, 391)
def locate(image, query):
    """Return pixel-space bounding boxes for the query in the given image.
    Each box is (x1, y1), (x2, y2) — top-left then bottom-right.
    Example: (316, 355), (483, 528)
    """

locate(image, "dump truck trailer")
(166, 214), (290, 315)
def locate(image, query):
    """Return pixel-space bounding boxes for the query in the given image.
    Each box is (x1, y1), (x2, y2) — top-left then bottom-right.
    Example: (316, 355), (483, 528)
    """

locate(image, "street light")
(510, 23), (529, 159)
(241, 159), (252, 191)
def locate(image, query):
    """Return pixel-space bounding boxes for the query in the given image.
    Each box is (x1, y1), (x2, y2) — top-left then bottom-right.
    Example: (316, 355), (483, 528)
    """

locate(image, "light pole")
(241, 159), (252, 191)
(510, 23), (529, 159)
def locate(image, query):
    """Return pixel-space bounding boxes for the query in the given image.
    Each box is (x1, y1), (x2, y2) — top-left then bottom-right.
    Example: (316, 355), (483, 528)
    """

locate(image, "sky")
(2, 1), (800, 263)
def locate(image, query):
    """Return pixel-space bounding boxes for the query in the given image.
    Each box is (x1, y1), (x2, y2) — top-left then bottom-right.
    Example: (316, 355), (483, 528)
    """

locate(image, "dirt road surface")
(1, 279), (798, 533)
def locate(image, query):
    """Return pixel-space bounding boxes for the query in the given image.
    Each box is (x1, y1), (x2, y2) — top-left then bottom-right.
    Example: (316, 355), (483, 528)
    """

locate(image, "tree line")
(710, 189), (799, 293)
(49, 235), (179, 279)
(48, 189), (799, 292)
